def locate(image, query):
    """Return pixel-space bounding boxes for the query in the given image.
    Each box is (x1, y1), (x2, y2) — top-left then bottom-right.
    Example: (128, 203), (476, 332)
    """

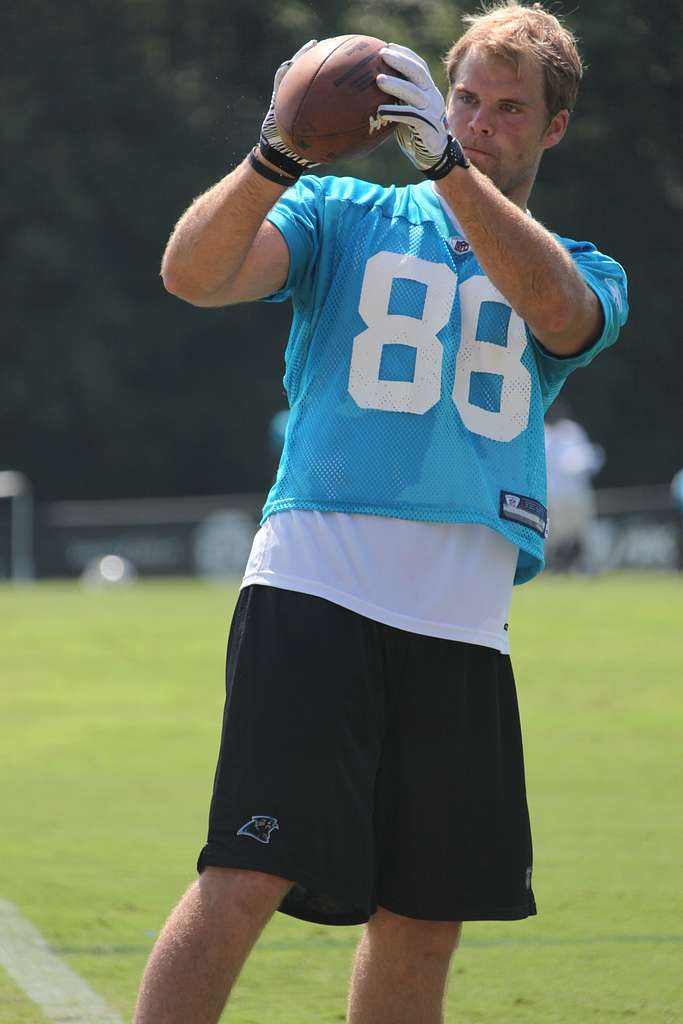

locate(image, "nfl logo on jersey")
(449, 237), (470, 255)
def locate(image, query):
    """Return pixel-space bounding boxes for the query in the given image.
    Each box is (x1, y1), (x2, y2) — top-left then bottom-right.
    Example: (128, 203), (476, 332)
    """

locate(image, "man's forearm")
(161, 156), (288, 304)
(438, 164), (591, 337)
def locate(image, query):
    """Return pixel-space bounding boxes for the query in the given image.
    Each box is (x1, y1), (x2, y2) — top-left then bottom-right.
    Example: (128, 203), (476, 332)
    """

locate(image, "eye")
(500, 103), (521, 114)
(458, 93), (476, 104)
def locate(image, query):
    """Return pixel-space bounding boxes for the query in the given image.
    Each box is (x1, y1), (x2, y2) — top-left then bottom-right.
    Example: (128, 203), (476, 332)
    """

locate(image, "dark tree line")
(3, 0), (682, 500)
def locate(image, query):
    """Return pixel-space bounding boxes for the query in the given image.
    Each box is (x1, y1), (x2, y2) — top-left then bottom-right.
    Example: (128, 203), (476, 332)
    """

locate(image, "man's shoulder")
(550, 231), (623, 271)
(550, 231), (628, 292)
(297, 174), (436, 222)
(548, 230), (599, 256)
(303, 173), (393, 201)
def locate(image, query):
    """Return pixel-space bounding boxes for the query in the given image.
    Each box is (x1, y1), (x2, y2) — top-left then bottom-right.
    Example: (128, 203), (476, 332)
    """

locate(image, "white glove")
(259, 40), (320, 176)
(377, 43), (469, 179)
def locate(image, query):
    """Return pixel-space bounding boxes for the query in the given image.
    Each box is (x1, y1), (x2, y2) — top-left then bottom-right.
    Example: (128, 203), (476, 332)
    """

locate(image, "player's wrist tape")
(249, 148), (297, 187)
(423, 135), (470, 180)
(258, 136), (307, 178)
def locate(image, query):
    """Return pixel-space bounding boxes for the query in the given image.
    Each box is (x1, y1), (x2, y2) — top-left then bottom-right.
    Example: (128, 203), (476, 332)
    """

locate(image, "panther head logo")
(236, 815), (280, 844)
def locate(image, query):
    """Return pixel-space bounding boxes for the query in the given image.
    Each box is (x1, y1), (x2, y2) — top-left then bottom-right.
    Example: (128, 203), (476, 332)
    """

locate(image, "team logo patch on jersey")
(237, 815), (280, 844)
(500, 491), (548, 538)
(448, 236), (470, 255)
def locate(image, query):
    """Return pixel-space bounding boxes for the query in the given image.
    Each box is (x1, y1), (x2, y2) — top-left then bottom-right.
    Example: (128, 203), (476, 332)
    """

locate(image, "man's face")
(446, 47), (568, 206)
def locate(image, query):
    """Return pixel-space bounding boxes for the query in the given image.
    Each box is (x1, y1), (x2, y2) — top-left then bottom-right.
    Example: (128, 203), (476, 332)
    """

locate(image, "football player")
(135, 4), (628, 1022)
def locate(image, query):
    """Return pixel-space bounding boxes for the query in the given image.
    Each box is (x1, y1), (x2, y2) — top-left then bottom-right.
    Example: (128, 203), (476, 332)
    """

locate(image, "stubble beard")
(476, 152), (541, 205)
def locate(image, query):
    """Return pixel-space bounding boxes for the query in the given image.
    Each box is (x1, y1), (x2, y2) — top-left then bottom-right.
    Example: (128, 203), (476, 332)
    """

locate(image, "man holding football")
(135, 3), (628, 1022)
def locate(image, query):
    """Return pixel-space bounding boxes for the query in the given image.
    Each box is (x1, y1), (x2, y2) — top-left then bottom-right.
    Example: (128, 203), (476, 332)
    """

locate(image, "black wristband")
(423, 135), (470, 180)
(248, 148), (297, 187)
(259, 136), (307, 179)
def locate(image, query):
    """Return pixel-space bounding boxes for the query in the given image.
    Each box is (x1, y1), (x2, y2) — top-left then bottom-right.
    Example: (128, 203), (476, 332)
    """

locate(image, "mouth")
(463, 145), (495, 159)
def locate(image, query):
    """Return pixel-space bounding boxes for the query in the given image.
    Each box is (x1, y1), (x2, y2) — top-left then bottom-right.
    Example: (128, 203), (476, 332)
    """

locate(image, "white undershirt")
(242, 511), (517, 653)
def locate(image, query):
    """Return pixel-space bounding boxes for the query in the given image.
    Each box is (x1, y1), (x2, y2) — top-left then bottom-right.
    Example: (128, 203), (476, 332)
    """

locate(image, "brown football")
(274, 35), (396, 163)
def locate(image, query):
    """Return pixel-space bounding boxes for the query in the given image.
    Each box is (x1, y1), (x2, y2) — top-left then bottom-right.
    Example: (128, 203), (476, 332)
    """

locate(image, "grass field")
(1, 574), (681, 1023)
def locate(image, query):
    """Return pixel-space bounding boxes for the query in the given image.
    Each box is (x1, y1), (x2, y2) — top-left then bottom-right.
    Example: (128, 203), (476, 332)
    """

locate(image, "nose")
(468, 108), (493, 136)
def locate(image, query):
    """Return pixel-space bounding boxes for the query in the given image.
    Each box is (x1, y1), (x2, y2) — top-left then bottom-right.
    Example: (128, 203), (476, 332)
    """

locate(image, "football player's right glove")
(259, 40), (320, 178)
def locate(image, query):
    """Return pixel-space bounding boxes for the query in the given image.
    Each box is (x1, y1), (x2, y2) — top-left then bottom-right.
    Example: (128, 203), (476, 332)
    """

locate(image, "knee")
(197, 866), (293, 919)
(368, 906), (462, 961)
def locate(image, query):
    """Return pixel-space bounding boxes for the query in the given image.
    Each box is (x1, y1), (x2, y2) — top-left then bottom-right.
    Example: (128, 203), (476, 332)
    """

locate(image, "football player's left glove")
(377, 43), (469, 179)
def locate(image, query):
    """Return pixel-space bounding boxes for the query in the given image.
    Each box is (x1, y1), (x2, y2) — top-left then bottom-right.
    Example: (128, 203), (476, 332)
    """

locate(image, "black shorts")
(197, 585), (536, 926)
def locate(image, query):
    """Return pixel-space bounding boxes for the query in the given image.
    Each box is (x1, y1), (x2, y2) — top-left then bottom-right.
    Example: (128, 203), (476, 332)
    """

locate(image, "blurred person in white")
(671, 469), (683, 570)
(544, 400), (604, 571)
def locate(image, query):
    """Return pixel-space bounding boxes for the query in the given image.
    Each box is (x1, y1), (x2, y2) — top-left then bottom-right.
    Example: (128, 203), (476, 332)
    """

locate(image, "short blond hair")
(444, 1), (583, 117)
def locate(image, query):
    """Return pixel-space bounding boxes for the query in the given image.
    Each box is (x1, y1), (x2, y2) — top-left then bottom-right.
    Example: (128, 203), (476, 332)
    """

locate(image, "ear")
(542, 108), (569, 151)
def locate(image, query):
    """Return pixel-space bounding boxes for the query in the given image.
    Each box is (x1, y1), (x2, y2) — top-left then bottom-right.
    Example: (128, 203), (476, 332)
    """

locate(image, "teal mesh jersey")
(261, 176), (628, 584)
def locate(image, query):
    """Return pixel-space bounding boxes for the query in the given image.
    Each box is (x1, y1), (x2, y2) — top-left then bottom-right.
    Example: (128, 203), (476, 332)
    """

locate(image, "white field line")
(0, 899), (124, 1023)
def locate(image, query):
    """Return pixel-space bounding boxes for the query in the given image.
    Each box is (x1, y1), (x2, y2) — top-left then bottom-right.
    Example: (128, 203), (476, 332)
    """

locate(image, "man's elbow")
(161, 267), (188, 299)
(160, 252), (191, 296)
(534, 297), (603, 357)
(161, 268), (222, 307)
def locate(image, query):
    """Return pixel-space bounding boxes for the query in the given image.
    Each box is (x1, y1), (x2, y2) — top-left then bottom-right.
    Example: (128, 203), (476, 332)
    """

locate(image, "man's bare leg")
(133, 866), (292, 1024)
(346, 906), (462, 1024)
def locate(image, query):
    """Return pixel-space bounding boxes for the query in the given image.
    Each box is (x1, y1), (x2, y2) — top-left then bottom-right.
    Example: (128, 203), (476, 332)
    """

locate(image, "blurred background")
(2, 0), (682, 580)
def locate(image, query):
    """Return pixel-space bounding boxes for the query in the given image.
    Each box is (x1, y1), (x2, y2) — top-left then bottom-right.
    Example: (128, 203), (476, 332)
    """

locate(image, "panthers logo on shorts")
(236, 815), (280, 844)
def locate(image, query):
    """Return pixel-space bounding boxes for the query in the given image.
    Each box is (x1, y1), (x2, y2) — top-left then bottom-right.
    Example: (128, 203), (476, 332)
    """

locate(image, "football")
(274, 35), (396, 163)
